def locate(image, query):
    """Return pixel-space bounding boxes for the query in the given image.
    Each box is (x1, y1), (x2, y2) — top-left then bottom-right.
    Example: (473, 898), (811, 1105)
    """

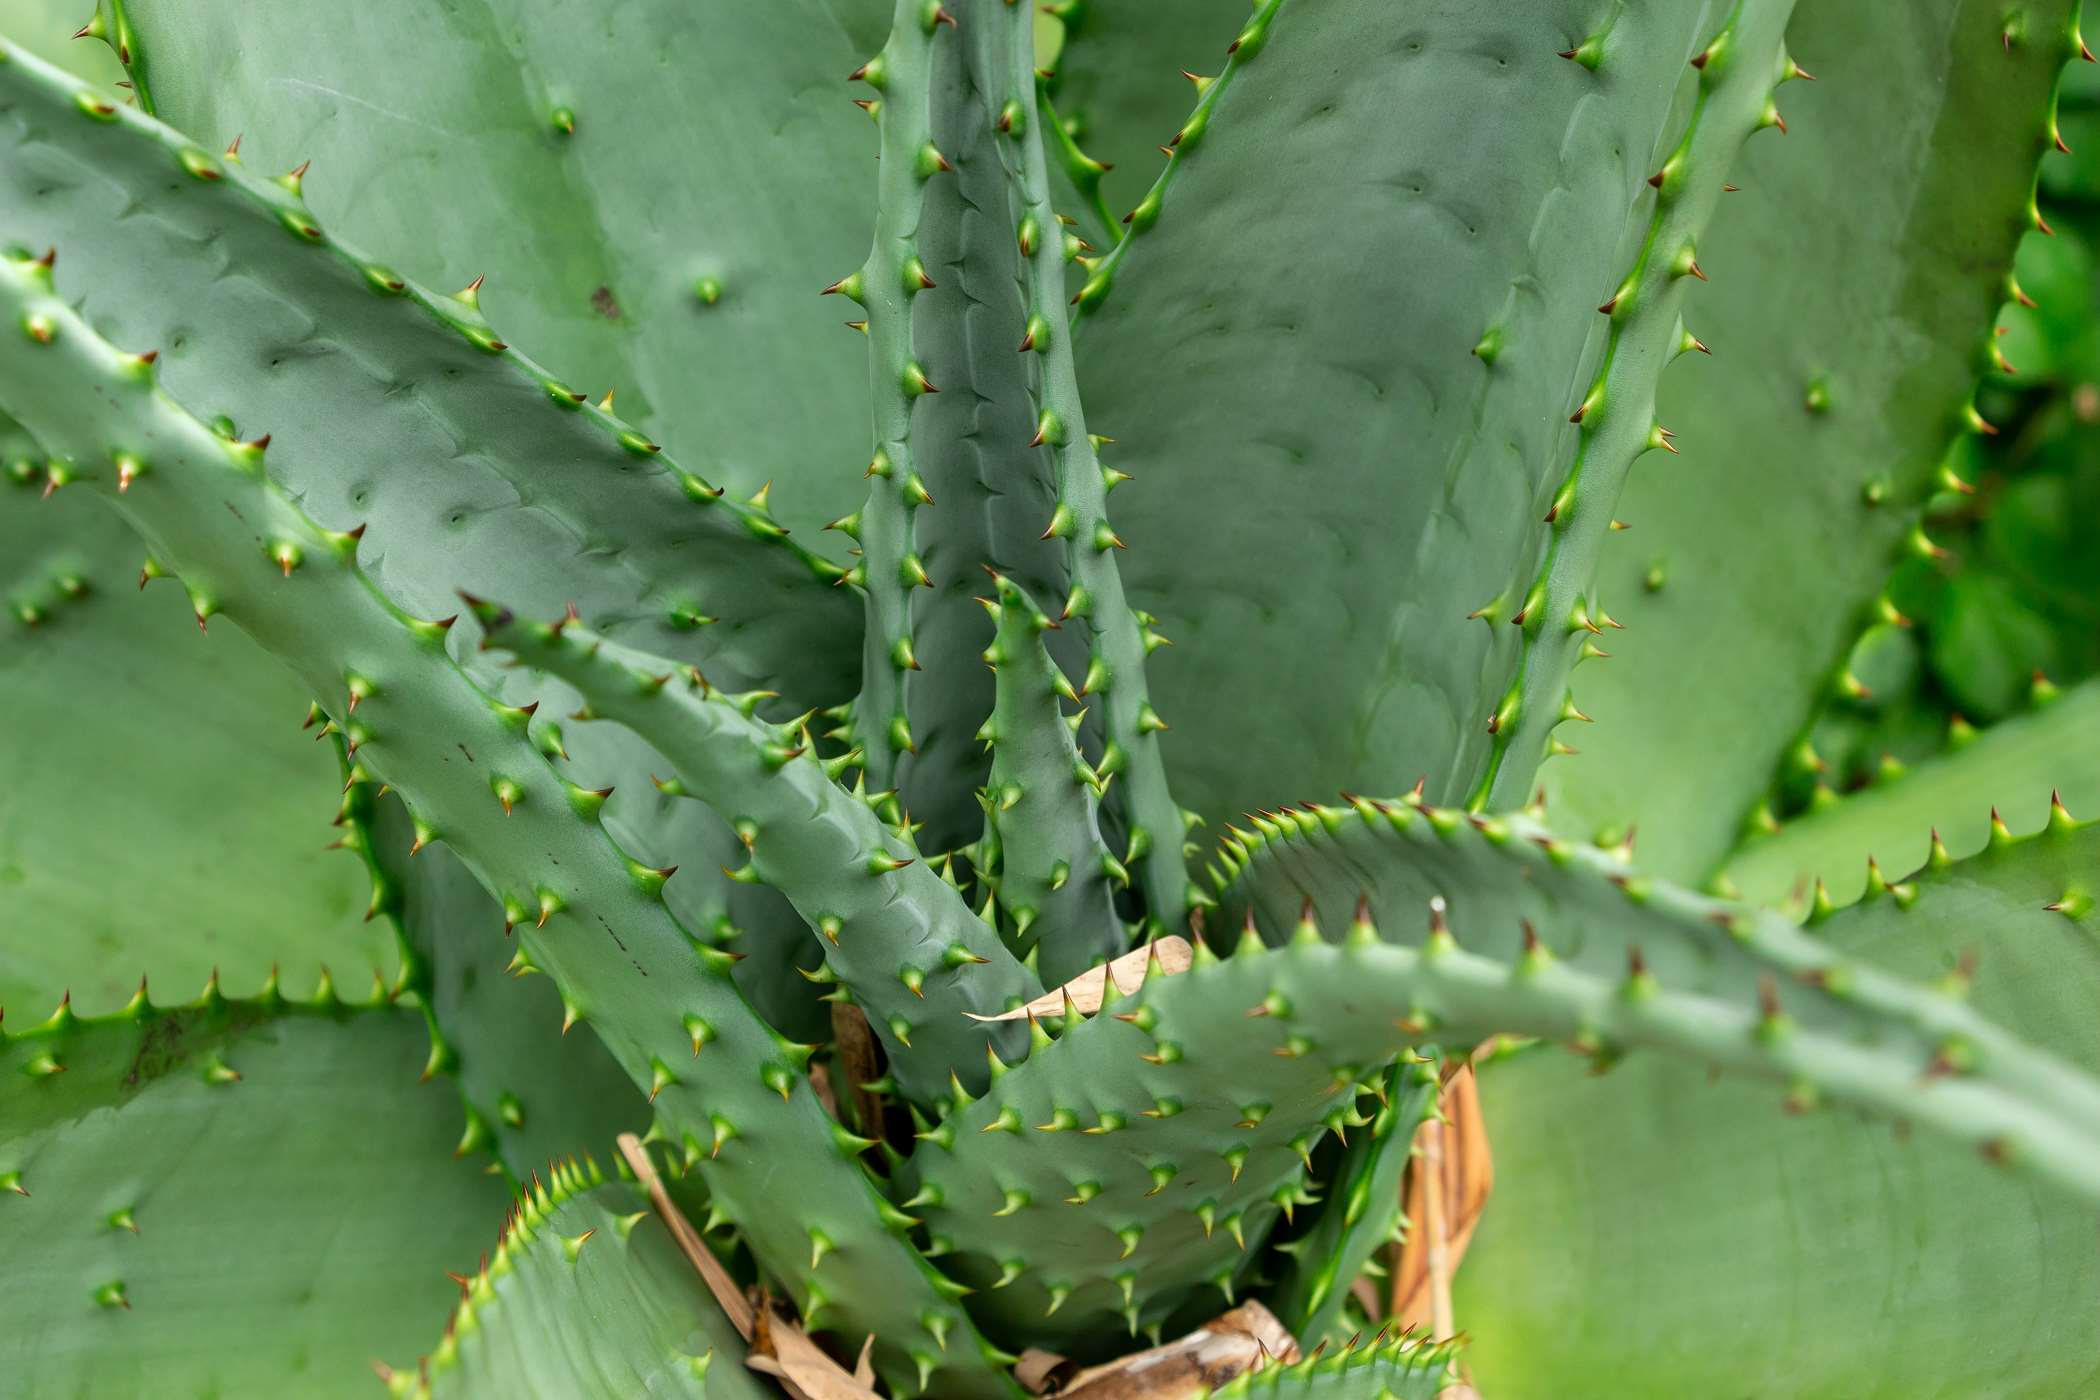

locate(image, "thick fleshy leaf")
(898, 941), (1403, 1354)
(1266, 1059), (1439, 1344)
(1211, 794), (2100, 1203)
(0, 230), (1011, 1396)
(392, 1172), (767, 1399)
(102, 0), (887, 547)
(359, 786), (647, 1179)
(1047, 0), (1244, 228)
(844, 0), (1071, 849)
(2, 7), (843, 1034)
(1726, 678), (2100, 915)
(1074, 0), (1743, 833)
(1459, 809), (2100, 1397)
(0, 453), (390, 1013)
(1544, 0), (2079, 879)
(1200, 1335), (1457, 1399)
(0, 25), (859, 708)
(0, 991), (509, 1396)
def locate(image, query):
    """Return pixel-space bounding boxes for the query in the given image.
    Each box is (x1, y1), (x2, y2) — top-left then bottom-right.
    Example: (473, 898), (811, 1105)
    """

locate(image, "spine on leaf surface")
(1213, 792), (2100, 1204)
(976, 570), (1128, 984)
(1476, 0), (1806, 811)
(984, 0), (1197, 934)
(845, 0), (951, 785)
(0, 242), (1015, 1399)
(472, 600), (1041, 1103)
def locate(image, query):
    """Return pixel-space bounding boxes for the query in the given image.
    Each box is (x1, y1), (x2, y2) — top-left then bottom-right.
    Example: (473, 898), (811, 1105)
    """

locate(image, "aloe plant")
(6, 0), (2100, 1395)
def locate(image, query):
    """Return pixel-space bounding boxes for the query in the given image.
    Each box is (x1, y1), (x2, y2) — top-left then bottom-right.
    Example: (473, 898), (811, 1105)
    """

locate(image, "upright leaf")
(1074, 0), (1736, 834)
(890, 17), (1073, 850)
(1545, 0), (2080, 880)
(978, 571), (1125, 984)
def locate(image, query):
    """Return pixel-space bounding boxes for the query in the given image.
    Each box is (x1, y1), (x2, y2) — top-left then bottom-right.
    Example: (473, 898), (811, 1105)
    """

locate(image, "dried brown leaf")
(615, 1131), (755, 1342)
(1016, 1348), (1073, 1394)
(830, 1002), (887, 1138)
(1056, 1301), (1298, 1398)
(851, 1335), (876, 1388)
(963, 937), (1193, 1023)
(1389, 1064), (1493, 1335)
(749, 1300), (883, 1400)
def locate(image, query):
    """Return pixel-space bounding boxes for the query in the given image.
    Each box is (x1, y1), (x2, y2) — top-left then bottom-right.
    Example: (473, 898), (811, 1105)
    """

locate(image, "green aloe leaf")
(358, 784), (648, 1179)
(1726, 678), (2100, 915)
(0, 988), (510, 1396)
(0, 230), (1014, 1395)
(1045, 0), (1240, 232)
(471, 602), (1039, 1104)
(1544, 0), (2079, 880)
(389, 1169), (769, 1400)
(977, 562), (1126, 985)
(899, 938), (1402, 1354)
(1212, 794), (2100, 1203)
(0, 445), (391, 1013)
(1458, 803), (2100, 1398)
(0, 30), (858, 707)
(6, 0), (853, 1039)
(99, 0), (887, 548)
(872, 10), (1072, 851)
(1209, 1335), (1457, 1398)
(1266, 1059), (1439, 1344)
(1073, 0), (1764, 833)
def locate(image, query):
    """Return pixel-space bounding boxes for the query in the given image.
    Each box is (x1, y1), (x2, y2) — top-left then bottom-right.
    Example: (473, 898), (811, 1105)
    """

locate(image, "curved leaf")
(1213, 794), (2100, 1202)
(1073, 0), (1734, 833)
(1544, 0), (2080, 879)
(359, 784), (648, 1178)
(1208, 1335), (1457, 1399)
(472, 603), (1039, 1104)
(0, 241), (1013, 1397)
(392, 1170), (767, 1400)
(1726, 678), (2100, 915)
(0, 35), (857, 705)
(899, 940), (1402, 1354)
(1458, 802), (2100, 1398)
(0, 451), (390, 1013)
(0, 989), (509, 1396)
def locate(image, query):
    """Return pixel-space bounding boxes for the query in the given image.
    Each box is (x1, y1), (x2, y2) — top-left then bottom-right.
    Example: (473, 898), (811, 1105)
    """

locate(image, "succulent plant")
(7, 0), (2100, 1396)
